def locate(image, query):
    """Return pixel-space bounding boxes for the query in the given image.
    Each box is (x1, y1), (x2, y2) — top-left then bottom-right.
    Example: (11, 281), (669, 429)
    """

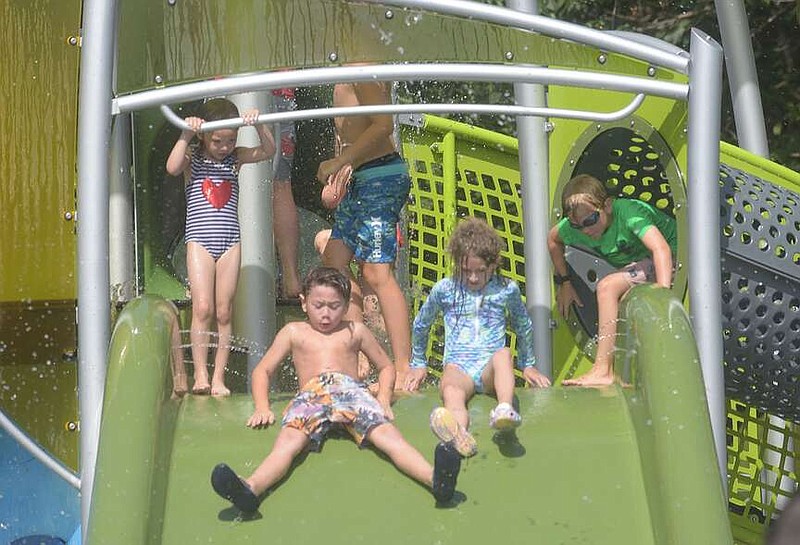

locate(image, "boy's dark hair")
(201, 98), (240, 122)
(302, 267), (351, 302)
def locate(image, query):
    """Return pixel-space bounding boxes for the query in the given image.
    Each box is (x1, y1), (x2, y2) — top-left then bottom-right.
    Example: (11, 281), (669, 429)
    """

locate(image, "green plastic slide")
(87, 289), (733, 544)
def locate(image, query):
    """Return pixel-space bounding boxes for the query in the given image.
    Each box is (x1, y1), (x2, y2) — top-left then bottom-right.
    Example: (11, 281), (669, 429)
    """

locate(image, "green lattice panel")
(727, 399), (799, 538)
(402, 126), (526, 373)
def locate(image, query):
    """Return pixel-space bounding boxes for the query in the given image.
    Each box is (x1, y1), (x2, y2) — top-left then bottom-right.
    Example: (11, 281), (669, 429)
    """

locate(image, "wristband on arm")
(553, 273), (571, 286)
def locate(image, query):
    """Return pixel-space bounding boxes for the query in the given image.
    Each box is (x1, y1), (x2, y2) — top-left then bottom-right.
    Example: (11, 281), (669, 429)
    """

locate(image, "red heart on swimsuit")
(202, 178), (232, 209)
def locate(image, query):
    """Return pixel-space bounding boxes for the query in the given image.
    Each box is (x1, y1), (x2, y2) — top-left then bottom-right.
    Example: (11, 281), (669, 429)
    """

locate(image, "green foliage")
(398, 0), (800, 172)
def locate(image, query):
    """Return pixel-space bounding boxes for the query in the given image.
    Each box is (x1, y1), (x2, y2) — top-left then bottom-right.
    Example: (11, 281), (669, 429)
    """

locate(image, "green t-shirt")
(557, 198), (678, 268)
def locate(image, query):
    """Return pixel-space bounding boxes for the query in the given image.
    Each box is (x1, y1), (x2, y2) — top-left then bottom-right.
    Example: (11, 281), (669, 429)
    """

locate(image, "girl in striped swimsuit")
(166, 98), (275, 396)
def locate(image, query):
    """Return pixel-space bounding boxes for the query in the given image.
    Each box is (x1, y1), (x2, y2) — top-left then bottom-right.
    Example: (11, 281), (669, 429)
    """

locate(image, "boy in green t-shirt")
(547, 174), (677, 386)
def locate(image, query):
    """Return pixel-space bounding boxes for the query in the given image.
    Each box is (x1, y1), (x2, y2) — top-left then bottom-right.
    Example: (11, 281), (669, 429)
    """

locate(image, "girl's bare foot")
(211, 382), (231, 397)
(192, 366), (211, 394)
(173, 372), (189, 397)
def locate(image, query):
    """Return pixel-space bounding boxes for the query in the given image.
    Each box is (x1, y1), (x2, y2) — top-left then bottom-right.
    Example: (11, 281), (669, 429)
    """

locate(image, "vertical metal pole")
(507, 0), (552, 378)
(109, 114), (135, 302)
(712, 0), (769, 156)
(230, 93), (276, 380)
(76, 0), (117, 539)
(688, 28), (727, 488)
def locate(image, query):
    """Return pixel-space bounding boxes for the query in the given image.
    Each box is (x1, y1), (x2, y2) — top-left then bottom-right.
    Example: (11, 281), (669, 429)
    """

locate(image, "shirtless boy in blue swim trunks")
(316, 81), (415, 389)
(211, 267), (461, 513)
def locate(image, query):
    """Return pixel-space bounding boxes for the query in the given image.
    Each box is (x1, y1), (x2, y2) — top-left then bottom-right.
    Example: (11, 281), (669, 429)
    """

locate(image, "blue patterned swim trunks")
(330, 153), (411, 263)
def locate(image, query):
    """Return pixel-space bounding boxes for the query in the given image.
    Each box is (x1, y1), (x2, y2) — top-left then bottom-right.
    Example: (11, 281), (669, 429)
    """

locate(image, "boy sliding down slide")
(211, 267), (462, 513)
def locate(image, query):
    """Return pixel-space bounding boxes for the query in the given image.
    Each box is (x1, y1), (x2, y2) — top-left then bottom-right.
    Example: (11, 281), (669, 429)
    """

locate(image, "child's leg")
(430, 365), (479, 457)
(210, 243), (240, 396)
(361, 262), (411, 373)
(212, 426), (309, 512)
(440, 364), (476, 429)
(563, 271), (630, 386)
(186, 242), (215, 393)
(246, 427), (309, 496)
(170, 319), (188, 397)
(314, 228), (332, 256)
(322, 238), (363, 320)
(367, 423), (433, 485)
(479, 348), (515, 406)
(273, 180), (301, 298)
(368, 423), (461, 503)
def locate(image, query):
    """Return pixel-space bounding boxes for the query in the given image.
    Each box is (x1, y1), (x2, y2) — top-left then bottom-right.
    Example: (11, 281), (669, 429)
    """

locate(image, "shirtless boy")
(210, 267), (461, 512)
(316, 81), (415, 389)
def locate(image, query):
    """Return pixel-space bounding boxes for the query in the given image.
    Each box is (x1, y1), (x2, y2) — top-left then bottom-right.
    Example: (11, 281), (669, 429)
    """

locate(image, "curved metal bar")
(160, 94), (646, 132)
(116, 64), (684, 115)
(0, 408), (81, 489)
(362, 0), (690, 73)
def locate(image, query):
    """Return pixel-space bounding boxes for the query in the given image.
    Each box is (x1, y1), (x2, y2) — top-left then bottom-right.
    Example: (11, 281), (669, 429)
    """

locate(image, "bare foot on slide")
(562, 368), (616, 387)
(211, 382), (231, 397)
(192, 380), (211, 395)
(173, 372), (188, 398)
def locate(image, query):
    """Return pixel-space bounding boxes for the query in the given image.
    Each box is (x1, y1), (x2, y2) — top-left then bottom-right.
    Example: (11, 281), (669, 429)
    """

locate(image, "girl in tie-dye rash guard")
(410, 218), (551, 457)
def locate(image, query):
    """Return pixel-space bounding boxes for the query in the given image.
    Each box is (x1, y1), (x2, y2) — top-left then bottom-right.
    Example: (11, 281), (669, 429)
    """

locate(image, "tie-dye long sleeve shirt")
(410, 276), (536, 370)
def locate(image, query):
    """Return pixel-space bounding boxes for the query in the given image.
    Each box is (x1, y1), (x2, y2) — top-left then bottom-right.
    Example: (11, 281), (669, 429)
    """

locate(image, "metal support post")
(507, 0), (552, 378)
(687, 28), (727, 488)
(230, 92), (277, 381)
(109, 113), (135, 302)
(712, 0), (769, 156)
(76, 0), (118, 540)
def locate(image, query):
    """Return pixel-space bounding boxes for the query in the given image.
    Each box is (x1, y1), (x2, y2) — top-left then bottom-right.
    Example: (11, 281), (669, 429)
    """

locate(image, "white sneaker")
(489, 403), (521, 431)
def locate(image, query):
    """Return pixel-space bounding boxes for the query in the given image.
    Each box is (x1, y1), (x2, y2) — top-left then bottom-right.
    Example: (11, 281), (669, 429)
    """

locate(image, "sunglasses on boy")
(568, 210), (601, 230)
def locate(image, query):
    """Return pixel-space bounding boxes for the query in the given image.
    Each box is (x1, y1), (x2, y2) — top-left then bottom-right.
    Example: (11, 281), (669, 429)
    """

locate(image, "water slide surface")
(87, 292), (733, 544)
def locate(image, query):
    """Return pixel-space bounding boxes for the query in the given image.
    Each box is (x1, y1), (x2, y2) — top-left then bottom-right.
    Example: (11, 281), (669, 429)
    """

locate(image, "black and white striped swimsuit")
(185, 148), (240, 260)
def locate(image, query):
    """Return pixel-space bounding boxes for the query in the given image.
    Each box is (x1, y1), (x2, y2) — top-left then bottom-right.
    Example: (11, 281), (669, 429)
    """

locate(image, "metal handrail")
(115, 63), (685, 114)
(0, 408), (80, 489)
(159, 93), (646, 132)
(364, 0), (690, 73)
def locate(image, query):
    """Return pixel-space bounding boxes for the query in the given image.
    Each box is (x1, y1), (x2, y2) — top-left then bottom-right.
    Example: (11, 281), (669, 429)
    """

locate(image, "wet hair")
(448, 216), (505, 277)
(200, 98), (240, 122)
(561, 174), (609, 216)
(302, 266), (351, 302)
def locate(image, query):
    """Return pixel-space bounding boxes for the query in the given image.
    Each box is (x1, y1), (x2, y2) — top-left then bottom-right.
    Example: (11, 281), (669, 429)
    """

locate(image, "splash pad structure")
(1, 1), (798, 543)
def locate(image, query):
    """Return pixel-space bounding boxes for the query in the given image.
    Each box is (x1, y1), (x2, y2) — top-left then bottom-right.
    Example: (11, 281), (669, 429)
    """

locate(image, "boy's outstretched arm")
(247, 324), (293, 428)
(357, 323), (396, 419)
(641, 228), (673, 288)
(547, 224), (583, 318)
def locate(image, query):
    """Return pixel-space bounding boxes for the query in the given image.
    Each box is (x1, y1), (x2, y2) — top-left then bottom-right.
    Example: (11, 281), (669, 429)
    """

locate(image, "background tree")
(399, 0), (800, 172)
